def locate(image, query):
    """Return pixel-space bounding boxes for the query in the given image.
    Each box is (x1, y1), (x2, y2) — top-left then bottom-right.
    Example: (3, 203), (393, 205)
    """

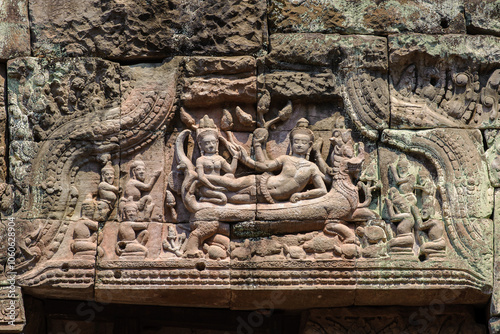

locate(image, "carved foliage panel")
(389, 34), (500, 129)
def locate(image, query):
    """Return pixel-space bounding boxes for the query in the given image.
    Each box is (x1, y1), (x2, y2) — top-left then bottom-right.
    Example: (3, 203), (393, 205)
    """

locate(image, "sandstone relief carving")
(120, 157), (161, 222)
(381, 151), (448, 260)
(302, 307), (486, 334)
(173, 109), (384, 260)
(116, 198), (149, 259)
(1, 0), (500, 330)
(0, 287), (25, 332)
(70, 194), (98, 259)
(389, 34), (500, 129)
(162, 225), (186, 258)
(96, 154), (119, 221)
(2, 53), (493, 311)
(486, 130), (500, 188)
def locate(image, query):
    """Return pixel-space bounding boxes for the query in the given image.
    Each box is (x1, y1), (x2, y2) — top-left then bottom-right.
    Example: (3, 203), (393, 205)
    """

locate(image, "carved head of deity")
(94, 200), (111, 222)
(388, 187), (409, 211)
(80, 193), (96, 220)
(130, 159), (146, 182)
(196, 115), (220, 156)
(290, 118), (314, 157)
(197, 129), (219, 156)
(421, 205), (435, 221)
(123, 198), (139, 222)
(101, 161), (115, 185)
(397, 156), (410, 176)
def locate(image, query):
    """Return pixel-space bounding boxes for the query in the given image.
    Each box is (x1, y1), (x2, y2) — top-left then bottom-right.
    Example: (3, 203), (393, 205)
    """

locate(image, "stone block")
(29, 0), (267, 59)
(266, 34), (389, 139)
(0, 286), (25, 332)
(269, 0), (465, 35)
(491, 189), (500, 317)
(465, 0), (500, 36)
(5, 218), (96, 300)
(7, 57), (121, 142)
(0, 0), (30, 61)
(96, 221), (231, 307)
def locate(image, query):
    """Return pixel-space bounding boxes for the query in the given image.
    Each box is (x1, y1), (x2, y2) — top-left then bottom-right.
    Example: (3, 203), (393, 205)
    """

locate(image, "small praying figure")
(116, 198), (149, 258)
(71, 194), (98, 259)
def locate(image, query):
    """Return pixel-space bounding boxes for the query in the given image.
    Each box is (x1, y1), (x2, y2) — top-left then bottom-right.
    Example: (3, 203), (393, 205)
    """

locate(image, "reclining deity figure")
(121, 157), (161, 221)
(177, 117), (328, 206)
(116, 198), (149, 258)
(176, 117), (368, 257)
(237, 118), (327, 203)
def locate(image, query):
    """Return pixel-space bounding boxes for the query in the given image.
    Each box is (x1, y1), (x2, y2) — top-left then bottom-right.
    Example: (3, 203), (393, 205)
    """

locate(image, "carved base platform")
(95, 259), (231, 307)
(17, 259), (95, 300)
(230, 259), (490, 309)
(17, 258), (488, 310)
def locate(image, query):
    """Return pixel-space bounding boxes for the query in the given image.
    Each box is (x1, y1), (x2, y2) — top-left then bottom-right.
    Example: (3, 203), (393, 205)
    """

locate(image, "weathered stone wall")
(1, 1), (500, 333)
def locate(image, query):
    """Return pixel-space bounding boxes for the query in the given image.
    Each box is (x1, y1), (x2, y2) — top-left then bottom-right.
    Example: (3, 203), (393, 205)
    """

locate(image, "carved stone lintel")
(3, 49), (495, 317)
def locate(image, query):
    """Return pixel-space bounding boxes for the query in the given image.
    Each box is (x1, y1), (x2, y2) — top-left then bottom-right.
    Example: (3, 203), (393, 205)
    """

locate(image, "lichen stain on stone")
(269, 0), (345, 33)
(363, 5), (402, 33)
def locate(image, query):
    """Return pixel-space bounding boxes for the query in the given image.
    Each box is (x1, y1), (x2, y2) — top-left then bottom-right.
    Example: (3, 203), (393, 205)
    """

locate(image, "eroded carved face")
(291, 133), (312, 156)
(124, 206), (138, 222)
(103, 169), (115, 184)
(397, 163), (409, 176)
(421, 207), (434, 220)
(94, 201), (110, 222)
(133, 165), (146, 182)
(491, 156), (500, 182)
(81, 203), (95, 219)
(200, 134), (218, 155)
